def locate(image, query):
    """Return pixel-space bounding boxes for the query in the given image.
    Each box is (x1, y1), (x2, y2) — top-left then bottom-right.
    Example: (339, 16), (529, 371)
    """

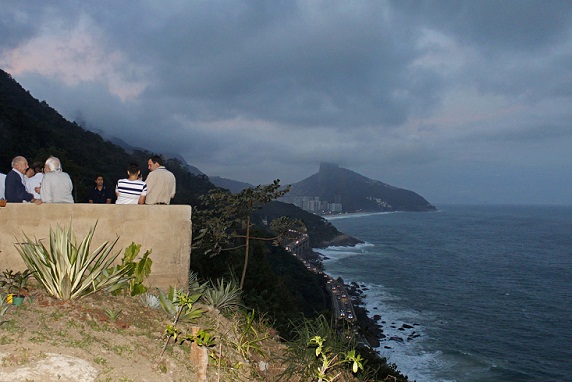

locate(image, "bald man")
(5, 156), (41, 204)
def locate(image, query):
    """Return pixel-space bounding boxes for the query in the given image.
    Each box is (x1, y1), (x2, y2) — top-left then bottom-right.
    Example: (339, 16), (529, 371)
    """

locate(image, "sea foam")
(318, 246), (449, 382)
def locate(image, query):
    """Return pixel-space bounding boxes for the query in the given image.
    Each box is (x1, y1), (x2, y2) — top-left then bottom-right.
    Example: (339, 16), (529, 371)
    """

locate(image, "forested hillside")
(0, 69), (214, 205)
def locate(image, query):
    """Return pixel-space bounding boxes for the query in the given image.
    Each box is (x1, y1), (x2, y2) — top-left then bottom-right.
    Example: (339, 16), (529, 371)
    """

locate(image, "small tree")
(193, 180), (305, 289)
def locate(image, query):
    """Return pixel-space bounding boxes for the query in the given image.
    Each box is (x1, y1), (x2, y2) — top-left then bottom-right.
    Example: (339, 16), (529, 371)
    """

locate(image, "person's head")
(31, 162), (43, 173)
(127, 163), (140, 177)
(44, 156), (62, 173)
(25, 167), (35, 178)
(147, 155), (163, 172)
(11, 156), (29, 174)
(95, 175), (104, 186)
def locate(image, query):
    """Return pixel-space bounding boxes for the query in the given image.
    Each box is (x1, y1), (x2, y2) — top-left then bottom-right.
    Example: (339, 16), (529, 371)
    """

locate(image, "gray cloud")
(391, 1), (572, 52)
(1, 0), (571, 204)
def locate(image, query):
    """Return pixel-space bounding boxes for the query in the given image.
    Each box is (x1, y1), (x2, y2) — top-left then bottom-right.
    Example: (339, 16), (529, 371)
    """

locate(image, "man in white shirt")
(145, 155), (176, 205)
(25, 162), (44, 200)
(0, 172), (6, 199)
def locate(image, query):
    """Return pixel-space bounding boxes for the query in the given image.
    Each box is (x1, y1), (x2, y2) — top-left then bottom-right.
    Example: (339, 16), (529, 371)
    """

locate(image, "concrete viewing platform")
(0, 203), (192, 290)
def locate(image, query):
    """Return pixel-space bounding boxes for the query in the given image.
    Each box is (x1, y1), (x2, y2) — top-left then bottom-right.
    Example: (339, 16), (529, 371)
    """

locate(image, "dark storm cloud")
(390, 1), (572, 102)
(0, 3), (44, 49)
(1, 1), (572, 204)
(45, 1), (433, 129)
(391, 0), (572, 52)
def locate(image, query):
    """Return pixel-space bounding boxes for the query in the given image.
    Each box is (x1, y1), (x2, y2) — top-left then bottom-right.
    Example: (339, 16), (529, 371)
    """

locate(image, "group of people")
(0, 155), (176, 206)
(0, 155), (73, 205)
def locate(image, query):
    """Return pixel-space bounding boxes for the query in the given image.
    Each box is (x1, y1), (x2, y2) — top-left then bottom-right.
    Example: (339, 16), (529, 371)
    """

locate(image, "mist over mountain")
(208, 176), (253, 193)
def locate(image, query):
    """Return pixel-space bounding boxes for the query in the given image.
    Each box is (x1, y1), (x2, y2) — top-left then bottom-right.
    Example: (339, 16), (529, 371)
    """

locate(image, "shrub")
(106, 242), (152, 296)
(201, 278), (242, 315)
(158, 287), (204, 322)
(279, 315), (354, 381)
(15, 222), (130, 300)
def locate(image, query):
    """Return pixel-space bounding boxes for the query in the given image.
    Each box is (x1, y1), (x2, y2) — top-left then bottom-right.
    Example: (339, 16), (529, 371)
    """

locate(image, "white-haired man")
(40, 156), (74, 203)
(4, 156), (41, 204)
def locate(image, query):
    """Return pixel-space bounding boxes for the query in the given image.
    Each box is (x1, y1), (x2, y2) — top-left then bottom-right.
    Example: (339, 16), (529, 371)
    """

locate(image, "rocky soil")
(0, 287), (291, 382)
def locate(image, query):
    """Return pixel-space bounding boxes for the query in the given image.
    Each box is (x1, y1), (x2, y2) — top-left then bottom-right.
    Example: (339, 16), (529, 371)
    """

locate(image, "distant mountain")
(209, 176), (253, 193)
(289, 162), (436, 212)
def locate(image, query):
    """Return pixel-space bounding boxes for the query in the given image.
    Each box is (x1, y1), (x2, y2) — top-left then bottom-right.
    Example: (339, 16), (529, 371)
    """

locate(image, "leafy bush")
(159, 288), (206, 356)
(279, 315), (355, 381)
(158, 287), (203, 322)
(106, 242), (152, 296)
(0, 269), (34, 295)
(15, 223), (130, 300)
(309, 335), (363, 381)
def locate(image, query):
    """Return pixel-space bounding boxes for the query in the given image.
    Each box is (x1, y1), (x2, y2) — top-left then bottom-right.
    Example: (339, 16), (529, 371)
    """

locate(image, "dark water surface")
(318, 205), (572, 382)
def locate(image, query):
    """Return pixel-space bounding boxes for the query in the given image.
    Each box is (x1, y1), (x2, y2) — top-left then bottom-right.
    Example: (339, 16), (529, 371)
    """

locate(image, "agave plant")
(200, 278), (242, 314)
(14, 222), (130, 300)
(139, 292), (161, 309)
(187, 271), (207, 295)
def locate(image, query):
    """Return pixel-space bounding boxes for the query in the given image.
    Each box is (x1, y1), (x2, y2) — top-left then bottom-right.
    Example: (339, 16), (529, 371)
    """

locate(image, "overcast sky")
(2, 1), (572, 205)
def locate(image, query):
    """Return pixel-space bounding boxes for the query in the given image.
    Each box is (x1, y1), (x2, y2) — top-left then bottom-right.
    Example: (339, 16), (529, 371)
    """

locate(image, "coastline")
(317, 233), (363, 248)
(304, 236), (420, 382)
(303, 247), (411, 381)
(304, 206), (572, 382)
(298, 244), (383, 347)
(300, 230), (382, 347)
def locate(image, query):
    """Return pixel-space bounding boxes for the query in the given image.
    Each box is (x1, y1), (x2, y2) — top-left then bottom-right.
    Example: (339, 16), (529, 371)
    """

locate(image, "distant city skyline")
(280, 195), (343, 214)
(2, 1), (571, 205)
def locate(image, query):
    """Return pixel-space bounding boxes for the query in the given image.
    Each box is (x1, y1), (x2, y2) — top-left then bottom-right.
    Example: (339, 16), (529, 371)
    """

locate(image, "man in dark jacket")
(88, 175), (113, 204)
(5, 156), (41, 204)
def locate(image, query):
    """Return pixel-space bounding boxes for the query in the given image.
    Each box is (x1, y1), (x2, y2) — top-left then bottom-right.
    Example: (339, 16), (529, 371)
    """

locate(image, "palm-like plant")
(201, 278), (242, 314)
(15, 223), (130, 300)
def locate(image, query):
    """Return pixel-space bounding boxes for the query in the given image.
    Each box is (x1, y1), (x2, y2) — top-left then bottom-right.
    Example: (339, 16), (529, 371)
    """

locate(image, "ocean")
(316, 205), (572, 382)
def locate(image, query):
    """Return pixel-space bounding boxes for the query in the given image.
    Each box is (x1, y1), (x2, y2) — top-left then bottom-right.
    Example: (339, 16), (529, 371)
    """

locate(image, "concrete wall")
(0, 204), (192, 290)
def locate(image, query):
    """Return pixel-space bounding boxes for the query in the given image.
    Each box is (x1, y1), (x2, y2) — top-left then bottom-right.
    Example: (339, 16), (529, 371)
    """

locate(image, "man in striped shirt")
(115, 163), (147, 204)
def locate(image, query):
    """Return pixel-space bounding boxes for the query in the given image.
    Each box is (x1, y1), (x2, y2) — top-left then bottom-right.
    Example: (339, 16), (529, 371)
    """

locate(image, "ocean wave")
(315, 242), (374, 262)
(321, 275), (447, 382)
(324, 212), (396, 221)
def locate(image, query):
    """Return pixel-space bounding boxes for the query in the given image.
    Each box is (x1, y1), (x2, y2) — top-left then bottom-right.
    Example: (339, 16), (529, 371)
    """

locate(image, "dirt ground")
(0, 288), (289, 382)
